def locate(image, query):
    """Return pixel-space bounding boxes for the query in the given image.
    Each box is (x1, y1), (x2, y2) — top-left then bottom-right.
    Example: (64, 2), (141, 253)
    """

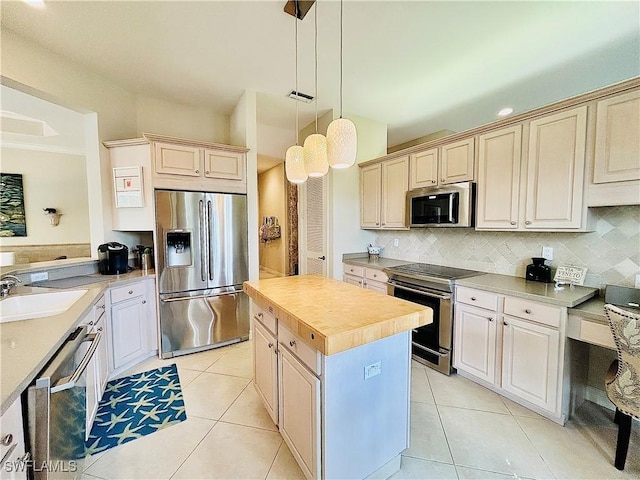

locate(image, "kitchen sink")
(0, 289), (88, 323)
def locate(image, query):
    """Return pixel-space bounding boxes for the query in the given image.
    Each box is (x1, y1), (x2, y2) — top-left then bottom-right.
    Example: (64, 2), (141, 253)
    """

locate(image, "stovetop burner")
(387, 263), (481, 280)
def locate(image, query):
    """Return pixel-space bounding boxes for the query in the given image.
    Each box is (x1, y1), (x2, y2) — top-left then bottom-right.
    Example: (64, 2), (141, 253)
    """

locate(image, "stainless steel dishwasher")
(27, 324), (101, 480)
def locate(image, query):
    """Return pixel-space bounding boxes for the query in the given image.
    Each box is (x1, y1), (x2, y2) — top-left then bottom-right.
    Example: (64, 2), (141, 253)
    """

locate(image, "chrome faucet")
(0, 275), (22, 298)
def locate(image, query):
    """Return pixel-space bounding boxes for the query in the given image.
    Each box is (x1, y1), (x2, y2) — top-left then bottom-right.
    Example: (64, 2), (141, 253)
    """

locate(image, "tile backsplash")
(375, 205), (640, 289)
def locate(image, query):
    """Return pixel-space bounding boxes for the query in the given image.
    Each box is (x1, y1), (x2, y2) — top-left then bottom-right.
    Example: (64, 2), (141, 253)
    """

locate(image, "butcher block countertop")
(243, 275), (432, 356)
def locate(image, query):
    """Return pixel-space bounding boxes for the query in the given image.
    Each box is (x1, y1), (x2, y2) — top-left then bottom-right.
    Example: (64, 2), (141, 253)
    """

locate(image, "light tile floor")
(83, 341), (640, 479)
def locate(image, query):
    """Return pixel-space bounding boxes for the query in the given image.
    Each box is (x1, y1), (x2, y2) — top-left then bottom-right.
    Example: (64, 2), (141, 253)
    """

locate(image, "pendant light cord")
(314, 1), (319, 133)
(294, 5), (299, 145)
(339, 0), (343, 119)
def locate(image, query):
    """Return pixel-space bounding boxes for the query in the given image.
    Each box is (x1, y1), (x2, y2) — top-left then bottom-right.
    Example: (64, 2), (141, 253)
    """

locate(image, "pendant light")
(327, 0), (357, 169)
(303, 2), (329, 178)
(285, 4), (308, 184)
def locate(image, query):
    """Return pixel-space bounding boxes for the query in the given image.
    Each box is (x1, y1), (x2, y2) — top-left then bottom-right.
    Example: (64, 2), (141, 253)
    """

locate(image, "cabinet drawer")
(365, 267), (388, 283)
(504, 297), (562, 328)
(253, 303), (277, 336)
(343, 264), (364, 277)
(456, 286), (499, 311)
(110, 282), (145, 304)
(279, 323), (322, 376)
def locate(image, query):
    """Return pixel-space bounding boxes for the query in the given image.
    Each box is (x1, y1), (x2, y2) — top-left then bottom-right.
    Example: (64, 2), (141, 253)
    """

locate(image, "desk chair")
(604, 304), (640, 470)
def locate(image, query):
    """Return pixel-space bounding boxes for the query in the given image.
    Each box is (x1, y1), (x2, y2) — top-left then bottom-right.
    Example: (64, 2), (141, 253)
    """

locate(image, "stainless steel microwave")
(406, 182), (475, 227)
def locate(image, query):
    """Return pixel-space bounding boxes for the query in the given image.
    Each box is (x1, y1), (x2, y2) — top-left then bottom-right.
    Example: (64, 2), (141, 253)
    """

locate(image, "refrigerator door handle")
(160, 289), (241, 302)
(199, 199), (207, 282)
(208, 200), (214, 282)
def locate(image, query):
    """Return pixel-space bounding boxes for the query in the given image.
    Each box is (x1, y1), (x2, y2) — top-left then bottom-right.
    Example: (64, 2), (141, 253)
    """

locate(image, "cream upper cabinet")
(476, 106), (590, 231)
(476, 125), (522, 229)
(440, 137), (475, 184)
(525, 106), (587, 230)
(593, 90), (640, 183)
(360, 156), (409, 230)
(154, 142), (201, 177)
(381, 156), (409, 228)
(409, 148), (438, 189)
(409, 138), (474, 189)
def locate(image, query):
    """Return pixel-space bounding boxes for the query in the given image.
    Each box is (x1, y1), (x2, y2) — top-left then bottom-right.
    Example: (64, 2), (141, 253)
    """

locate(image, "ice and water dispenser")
(166, 231), (192, 267)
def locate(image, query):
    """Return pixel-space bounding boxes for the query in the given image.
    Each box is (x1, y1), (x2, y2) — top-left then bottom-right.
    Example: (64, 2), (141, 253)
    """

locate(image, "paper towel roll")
(0, 252), (15, 267)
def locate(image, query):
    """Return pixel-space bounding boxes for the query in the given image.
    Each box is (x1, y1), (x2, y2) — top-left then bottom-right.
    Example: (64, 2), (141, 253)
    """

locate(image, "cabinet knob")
(98, 327), (103, 332)
(1, 434), (13, 446)
(257, 312), (263, 318)
(289, 340), (296, 347)
(488, 317), (493, 322)
(350, 268), (354, 272)
(503, 321), (508, 326)
(376, 223), (379, 226)
(510, 221), (516, 225)
(128, 290), (133, 295)
(268, 342), (273, 349)
(382, 223), (386, 226)
(441, 178), (445, 182)
(205, 171), (210, 175)
(431, 180), (436, 184)
(470, 297), (476, 301)
(525, 309), (532, 314)
(142, 300), (147, 304)
(195, 169), (200, 174)
(373, 274), (377, 278)
(525, 220), (531, 225)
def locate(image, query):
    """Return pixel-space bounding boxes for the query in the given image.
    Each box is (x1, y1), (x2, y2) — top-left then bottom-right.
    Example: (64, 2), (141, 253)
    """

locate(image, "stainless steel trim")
(207, 200), (214, 282)
(0, 442), (17, 464)
(51, 332), (101, 393)
(389, 282), (451, 300)
(160, 285), (243, 302)
(412, 342), (449, 358)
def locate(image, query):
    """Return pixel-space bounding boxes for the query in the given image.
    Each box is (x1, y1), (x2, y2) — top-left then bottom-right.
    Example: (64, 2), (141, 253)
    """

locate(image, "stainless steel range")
(384, 263), (482, 375)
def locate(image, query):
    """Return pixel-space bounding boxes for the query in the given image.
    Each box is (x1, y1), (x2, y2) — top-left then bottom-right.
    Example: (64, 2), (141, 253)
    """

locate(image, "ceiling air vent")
(287, 90), (314, 103)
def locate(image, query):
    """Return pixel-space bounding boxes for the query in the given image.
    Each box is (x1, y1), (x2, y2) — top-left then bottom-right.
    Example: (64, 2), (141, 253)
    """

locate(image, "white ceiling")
(2, 0), (639, 156)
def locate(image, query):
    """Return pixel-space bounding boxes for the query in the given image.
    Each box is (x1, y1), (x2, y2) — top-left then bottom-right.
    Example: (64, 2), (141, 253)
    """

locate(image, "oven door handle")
(50, 332), (101, 393)
(391, 282), (451, 300)
(412, 341), (449, 358)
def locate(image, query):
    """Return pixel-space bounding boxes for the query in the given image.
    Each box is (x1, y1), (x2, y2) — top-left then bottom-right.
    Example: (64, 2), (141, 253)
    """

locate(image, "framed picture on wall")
(0, 173), (27, 237)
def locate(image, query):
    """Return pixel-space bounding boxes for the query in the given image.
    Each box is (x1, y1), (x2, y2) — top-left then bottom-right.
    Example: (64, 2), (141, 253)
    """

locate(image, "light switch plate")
(393, 238), (400, 247)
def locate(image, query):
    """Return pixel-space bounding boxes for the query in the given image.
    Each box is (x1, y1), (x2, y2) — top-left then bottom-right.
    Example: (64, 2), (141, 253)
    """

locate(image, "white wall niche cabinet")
(454, 286), (567, 423)
(476, 106), (592, 231)
(360, 156), (409, 230)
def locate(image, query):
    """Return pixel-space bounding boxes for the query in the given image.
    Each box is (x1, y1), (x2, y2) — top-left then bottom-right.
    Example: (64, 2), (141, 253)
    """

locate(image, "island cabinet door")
(253, 320), (278, 425)
(278, 347), (321, 479)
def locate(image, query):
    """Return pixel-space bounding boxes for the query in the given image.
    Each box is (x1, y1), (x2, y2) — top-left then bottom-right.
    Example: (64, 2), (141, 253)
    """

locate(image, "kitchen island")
(243, 275), (431, 480)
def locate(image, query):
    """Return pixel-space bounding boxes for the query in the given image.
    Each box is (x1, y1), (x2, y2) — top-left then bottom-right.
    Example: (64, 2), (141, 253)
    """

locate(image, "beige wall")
(0, 148), (90, 246)
(258, 163), (288, 275)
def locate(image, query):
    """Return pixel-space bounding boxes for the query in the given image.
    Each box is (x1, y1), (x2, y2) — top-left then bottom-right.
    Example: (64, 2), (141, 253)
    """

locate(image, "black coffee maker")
(98, 242), (129, 275)
(526, 257), (552, 283)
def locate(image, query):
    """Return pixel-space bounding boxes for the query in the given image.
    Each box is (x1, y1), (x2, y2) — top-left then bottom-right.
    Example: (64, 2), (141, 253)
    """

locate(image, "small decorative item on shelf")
(43, 208), (62, 226)
(260, 216), (281, 243)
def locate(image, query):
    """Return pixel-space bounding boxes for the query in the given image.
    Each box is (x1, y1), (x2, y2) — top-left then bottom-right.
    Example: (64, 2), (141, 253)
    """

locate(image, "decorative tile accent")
(375, 206), (640, 288)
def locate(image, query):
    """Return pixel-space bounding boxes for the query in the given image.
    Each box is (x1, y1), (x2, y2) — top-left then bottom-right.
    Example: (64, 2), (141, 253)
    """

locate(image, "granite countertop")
(0, 269), (155, 415)
(244, 275), (431, 356)
(456, 273), (598, 308)
(342, 253), (413, 269)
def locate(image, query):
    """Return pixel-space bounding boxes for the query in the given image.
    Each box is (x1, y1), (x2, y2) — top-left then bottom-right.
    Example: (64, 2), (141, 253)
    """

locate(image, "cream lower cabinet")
(476, 106), (590, 231)
(342, 263), (389, 293)
(360, 156), (409, 230)
(108, 278), (157, 374)
(454, 286), (566, 423)
(253, 308), (279, 425)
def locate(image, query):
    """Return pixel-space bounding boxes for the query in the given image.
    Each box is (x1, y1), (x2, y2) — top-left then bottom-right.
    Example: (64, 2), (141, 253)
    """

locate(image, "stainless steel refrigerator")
(155, 189), (249, 358)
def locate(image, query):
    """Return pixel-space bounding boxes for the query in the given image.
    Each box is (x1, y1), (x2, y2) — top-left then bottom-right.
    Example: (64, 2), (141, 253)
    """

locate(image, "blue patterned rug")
(84, 364), (187, 456)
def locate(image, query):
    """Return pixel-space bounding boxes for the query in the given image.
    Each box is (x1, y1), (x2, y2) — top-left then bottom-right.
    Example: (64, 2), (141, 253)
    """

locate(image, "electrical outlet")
(30, 271), (48, 282)
(393, 238), (400, 247)
(364, 361), (381, 380)
(542, 246), (553, 261)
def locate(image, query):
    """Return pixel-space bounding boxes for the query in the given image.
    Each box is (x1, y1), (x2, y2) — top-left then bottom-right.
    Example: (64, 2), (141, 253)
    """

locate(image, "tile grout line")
(167, 419), (218, 480)
(263, 439), (286, 480)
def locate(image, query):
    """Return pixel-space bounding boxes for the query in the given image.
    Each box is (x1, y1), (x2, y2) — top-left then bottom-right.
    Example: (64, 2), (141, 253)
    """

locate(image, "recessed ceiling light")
(497, 107), (514, 117)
